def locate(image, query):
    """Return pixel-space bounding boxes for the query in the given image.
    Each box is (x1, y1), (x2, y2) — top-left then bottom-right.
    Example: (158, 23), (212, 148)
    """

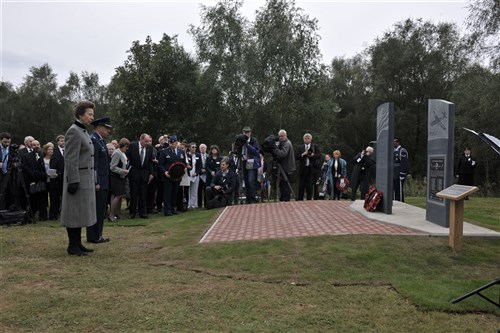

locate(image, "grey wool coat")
(60, 121), (97, 228)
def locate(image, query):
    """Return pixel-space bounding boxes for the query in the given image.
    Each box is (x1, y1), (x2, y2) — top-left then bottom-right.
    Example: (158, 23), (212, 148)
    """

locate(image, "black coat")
(21, 151), (46, 185)
(126, 142), (155, 182)
(296, 143), (322, 175)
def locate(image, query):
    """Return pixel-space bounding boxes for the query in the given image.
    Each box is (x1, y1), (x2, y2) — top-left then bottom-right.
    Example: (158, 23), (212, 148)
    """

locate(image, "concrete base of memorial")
(350, 200), (500, 238)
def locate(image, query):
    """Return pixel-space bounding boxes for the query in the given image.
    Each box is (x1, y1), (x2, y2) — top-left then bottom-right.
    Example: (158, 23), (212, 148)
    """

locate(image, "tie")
(140, 146), (145, 166)
(1, 148), (8, 174)
(61, 148), (64, 155)
(305, 145), (310, 166)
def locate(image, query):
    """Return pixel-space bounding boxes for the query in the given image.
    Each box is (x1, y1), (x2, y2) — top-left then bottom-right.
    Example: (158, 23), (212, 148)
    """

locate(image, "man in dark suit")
(21, 140), (47, 220)
(18, 136), (35, 156)
(295, 133), (321, 200)
(158, 135), (185, 216)
(87, 117), (112, 243)
(49, 134), (65, 220)
(126, 133), (155, 219)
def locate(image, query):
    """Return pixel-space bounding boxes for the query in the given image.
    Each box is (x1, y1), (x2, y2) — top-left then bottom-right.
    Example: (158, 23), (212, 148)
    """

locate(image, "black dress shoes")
(88, 237), (110, 244)
(67, 245), (87, 256)
(79, 244), (94, 253)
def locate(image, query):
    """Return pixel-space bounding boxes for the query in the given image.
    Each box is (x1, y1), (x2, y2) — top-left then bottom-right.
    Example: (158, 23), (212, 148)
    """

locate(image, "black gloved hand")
(67, 182), (79, 195)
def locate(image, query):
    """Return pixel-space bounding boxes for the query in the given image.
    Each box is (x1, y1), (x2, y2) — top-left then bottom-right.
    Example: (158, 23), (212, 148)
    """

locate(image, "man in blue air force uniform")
(158, 135), (185, 216)
(393, 138), (408, 202)
(87, 117), (112, 243)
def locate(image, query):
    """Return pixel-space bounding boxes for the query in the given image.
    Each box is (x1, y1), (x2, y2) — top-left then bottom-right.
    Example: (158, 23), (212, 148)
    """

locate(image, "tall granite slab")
(375, 102), (394, 214)
(427, 99), (455, 227)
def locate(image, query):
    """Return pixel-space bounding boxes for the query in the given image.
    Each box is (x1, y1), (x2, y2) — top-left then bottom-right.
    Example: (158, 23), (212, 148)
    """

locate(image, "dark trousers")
(67, 227), (82, 247)
(352, 172), (369, 201)
(279, 173), (293, 202)
(155, 178), (164, 211)
(243, 168), (258, 203)
(312, 169), (321, 200)
(29, 191), (44, 220)
(147, 178), (156, 212)
(163, 178), (179, 214)
(206, 187), (231, 206)
(129, 177), (148, 216)
(393, 178), (405, 202)
(87, 189), (108, 241)
(332, 176), (342, 200)
(458, 174), (474, 186)
(49, 183), (62, 219)
(198, 177), (206, 207)
(39, 189), (49, 220)
(0, 172), (13, 210)
(298, 166), (313, 200)
(177, 186), (189, 212)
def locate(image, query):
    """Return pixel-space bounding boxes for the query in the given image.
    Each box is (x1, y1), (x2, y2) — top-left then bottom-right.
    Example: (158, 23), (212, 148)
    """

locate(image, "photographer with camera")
(235, 126), (260, 204)
(271, 129), (296, 202)
(205, 157), (238, 209)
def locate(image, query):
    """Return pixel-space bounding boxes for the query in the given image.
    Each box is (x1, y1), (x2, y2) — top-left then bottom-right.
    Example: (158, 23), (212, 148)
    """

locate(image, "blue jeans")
(243, 168), (257, 203)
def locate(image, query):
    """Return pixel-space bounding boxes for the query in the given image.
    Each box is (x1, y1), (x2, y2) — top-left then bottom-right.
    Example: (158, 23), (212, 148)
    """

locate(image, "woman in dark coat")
(60, 101), (97, 256)
(205, 145), (222, 187)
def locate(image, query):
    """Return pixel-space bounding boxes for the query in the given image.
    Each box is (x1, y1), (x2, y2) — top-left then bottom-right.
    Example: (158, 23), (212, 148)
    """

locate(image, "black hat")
(91, 117), (112, 129)
(169, 135), (178, 143)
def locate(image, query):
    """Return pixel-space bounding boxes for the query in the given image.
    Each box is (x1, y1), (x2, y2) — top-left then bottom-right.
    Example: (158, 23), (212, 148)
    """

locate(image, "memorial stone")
(375, 102), (394, 214)
(427, 99), (455, 227)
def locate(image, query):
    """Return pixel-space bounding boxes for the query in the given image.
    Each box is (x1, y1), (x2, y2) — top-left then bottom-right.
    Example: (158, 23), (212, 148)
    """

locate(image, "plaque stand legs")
(449, 200), (464, 250)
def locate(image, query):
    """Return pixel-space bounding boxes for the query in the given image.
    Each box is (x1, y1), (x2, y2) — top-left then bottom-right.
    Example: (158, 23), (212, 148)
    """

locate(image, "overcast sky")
(1, 0), (470, 88)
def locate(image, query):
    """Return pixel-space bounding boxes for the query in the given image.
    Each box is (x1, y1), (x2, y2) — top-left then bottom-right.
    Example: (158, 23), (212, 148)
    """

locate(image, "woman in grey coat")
(60, 101), (97, 256)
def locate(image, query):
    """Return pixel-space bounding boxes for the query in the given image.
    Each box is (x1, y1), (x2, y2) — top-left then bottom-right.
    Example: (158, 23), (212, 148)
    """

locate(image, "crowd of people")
(7, 101), (484, 256)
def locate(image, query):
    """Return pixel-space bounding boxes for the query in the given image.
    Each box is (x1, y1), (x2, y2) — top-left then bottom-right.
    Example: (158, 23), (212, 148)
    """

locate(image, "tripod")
(234, 154), (246, 204)
(272, 159), (295, 201)
(0, 164), (33, 224)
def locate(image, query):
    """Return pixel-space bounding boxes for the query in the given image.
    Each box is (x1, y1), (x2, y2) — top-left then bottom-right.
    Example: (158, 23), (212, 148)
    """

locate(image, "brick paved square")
(200, 201), (422, 243)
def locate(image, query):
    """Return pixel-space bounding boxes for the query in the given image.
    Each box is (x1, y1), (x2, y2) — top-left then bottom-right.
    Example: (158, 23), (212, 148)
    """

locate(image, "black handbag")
(29, 181), (46, 194)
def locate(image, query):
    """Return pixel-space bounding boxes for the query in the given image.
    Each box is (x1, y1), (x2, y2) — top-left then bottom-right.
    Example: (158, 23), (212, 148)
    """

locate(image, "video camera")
(8, 144), (22, 166)
(261, 135), (279, 154)
(233, 134), (249, 150)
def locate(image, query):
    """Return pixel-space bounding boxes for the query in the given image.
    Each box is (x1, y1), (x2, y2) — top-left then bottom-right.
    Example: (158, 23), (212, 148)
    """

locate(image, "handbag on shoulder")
(29, 181), (46, 194)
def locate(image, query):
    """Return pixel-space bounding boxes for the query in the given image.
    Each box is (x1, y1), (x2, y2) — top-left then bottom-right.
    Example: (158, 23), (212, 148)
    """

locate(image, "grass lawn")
(1, 198), (499, 332)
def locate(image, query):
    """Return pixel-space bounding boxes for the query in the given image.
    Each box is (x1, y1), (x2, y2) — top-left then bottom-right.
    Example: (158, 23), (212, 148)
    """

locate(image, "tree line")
(1, 0), (498, 193)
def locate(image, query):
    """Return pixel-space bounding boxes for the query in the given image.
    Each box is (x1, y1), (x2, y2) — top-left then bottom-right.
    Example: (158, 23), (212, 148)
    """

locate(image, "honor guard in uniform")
(87, 117), (112, 243)
(158, 135), (185, 216)
(393, 138), (408, 202)
(456, 146), (476, 199)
